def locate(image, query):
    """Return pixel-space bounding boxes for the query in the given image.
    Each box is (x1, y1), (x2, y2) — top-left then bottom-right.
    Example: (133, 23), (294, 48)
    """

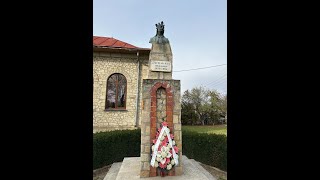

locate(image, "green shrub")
(182, 130), (227, 171)
(93, 128), (227, 171)
(93, 129), (140, 169)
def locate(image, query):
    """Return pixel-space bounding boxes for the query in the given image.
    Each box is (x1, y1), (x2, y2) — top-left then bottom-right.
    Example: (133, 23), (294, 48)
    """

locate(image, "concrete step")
(189, 159), (216, 180)
(182, 156), (216, 180)
(104, 156), (217, 180)
(103, 162), (122, 180)
(115, 157), (141, 180)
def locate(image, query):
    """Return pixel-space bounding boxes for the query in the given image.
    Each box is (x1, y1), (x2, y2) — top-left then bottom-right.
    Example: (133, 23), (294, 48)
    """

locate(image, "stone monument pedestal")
(104, 156), (217, 180)
(140, 80), (182, 177)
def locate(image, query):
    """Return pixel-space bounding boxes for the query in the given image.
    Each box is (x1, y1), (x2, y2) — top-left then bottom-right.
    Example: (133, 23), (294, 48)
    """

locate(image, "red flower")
(166, 158), (171, 164)
(163, 136), (168, 143)
(153, 139), (157, 144)
(162, 122), (168, 127)
(159, 161), (167, 169)
(170, 134), (174, 139)
(174, 146), (179, 153)
(158, 145), (162, 151)
(161, 140), (167, 147)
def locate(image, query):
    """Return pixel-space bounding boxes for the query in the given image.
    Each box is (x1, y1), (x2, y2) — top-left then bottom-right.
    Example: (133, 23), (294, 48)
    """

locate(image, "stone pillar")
(140, 80), (182, 177)
(147, 43), (173, 80)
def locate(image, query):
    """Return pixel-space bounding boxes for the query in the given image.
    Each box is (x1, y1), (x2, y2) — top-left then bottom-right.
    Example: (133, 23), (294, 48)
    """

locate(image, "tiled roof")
(93, 36), (147, 49)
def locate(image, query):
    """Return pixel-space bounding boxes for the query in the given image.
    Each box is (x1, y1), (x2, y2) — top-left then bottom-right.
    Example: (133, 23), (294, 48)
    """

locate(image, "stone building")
(93, 36), (151, 133)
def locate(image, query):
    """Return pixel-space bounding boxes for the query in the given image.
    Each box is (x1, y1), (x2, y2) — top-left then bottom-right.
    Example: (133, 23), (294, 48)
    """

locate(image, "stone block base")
(104, 156), (217, 180)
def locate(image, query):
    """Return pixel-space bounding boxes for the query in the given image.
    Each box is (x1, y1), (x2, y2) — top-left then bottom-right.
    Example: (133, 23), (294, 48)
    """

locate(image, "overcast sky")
(93, 0), (227, 95)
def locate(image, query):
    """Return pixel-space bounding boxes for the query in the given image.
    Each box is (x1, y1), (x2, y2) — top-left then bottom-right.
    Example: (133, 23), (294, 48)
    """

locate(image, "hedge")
(93, 129), (140, 170)
(93, 128), (227, 172)
(182, 130), (227, 171)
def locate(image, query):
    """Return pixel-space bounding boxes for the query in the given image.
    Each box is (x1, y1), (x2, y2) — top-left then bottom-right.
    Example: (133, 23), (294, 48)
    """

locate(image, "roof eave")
(93, 46), (150, 54)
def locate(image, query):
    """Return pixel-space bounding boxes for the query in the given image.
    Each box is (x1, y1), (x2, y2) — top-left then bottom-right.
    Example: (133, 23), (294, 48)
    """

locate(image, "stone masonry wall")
(156, 88), (166, 128)
(93, 51), (149, 133)
(138, 59), (150, 127)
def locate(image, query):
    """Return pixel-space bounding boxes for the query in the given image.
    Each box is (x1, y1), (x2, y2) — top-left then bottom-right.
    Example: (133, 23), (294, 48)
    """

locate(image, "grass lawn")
(182, 125), (227, 135)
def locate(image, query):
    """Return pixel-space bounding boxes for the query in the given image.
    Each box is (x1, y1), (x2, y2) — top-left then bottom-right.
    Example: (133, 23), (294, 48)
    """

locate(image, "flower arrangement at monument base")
(150, 121), (179, 177)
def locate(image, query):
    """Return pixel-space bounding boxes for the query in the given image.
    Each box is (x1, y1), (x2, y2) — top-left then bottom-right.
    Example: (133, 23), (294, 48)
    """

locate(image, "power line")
(208, 80), (226, 88)
(204, 74), (227, 88)
(203, 73), (227, 87)
(207, 77), (227, 87)
(173, 64), (227, 72)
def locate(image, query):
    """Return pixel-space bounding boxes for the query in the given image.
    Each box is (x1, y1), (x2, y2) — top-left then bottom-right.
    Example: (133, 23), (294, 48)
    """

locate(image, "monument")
(103, 22), (219, 180)
(140, 21), (183, 177)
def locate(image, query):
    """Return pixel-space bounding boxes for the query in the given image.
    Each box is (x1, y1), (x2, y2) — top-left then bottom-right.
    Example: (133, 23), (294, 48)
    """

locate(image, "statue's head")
(155, 21), (165, 36)
(149, 21), (169, 43)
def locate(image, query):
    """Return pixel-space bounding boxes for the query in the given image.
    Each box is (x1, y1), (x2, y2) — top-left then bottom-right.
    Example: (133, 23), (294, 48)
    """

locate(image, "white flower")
(161, 152), (167, 158)
(154, 161), (159, 168)
(161, 146), (165, 152)
(172, 140), (176, 146)
(160, 136), (165, 141)
(167, 164), (172, 170)
(164, 133), (167, 137)
(152, 145), (155, 151)
(168, 143), (172, 148)
(156, 157), (161, 162)
(165, 146), (170, 152)
(166, 151), (172, 158)
(171, 159), (175, 165)
(160, 158), (166, 165)
(156, 151), (162, 158)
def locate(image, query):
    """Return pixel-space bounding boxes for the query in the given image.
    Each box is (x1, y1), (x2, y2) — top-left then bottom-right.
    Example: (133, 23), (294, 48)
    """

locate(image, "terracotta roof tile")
(93, 36), (146, 50)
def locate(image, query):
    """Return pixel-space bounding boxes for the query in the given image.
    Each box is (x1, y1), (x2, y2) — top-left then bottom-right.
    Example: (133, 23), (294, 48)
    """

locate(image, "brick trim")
(149, 82), (175, 177)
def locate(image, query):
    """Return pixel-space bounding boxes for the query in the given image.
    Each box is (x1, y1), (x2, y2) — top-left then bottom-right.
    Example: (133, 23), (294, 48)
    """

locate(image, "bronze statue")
(156, 21), (165, 36)
(150, 21), (169, 44)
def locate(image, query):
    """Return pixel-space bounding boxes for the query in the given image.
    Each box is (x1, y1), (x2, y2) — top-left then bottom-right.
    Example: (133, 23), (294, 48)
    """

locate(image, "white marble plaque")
(150, 61), (171, 72)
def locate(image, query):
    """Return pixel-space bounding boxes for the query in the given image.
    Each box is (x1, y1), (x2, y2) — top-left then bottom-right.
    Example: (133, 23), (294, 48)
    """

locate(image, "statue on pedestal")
(149, 21), (169, 44)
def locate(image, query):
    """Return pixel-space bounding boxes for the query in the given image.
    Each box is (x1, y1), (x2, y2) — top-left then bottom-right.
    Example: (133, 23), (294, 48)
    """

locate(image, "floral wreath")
(150, 121), (179, 172)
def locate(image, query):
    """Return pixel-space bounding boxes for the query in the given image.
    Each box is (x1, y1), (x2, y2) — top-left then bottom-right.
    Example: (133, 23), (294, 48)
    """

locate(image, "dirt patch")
(199, 163), (227, 180)
(93, 165), (111, 180)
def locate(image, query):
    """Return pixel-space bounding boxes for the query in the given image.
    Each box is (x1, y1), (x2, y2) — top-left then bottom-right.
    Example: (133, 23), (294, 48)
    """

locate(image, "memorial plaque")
(150, 61), (171, 72)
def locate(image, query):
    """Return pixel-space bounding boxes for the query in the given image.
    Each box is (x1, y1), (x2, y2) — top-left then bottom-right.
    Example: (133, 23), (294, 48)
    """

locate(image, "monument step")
(104, 156), (217, 180)
(103, 162), (122, 180)
(181, 156), (216, 180)
(189, 159), (216, 180)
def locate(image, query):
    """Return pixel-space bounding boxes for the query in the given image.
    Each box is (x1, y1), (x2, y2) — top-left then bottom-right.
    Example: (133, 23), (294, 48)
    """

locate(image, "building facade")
(93, 36), (151, 133)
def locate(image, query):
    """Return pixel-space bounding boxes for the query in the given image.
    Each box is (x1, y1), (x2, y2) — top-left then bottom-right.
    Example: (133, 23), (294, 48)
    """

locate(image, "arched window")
(106, 73), (127, 109)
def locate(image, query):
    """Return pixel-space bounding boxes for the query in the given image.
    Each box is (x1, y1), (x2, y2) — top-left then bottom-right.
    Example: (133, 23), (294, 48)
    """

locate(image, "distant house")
(93, 36), (150, 133)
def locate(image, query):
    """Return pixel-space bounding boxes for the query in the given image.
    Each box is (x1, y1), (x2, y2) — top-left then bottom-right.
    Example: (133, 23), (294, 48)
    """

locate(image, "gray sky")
(93, 0), (227, 95)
